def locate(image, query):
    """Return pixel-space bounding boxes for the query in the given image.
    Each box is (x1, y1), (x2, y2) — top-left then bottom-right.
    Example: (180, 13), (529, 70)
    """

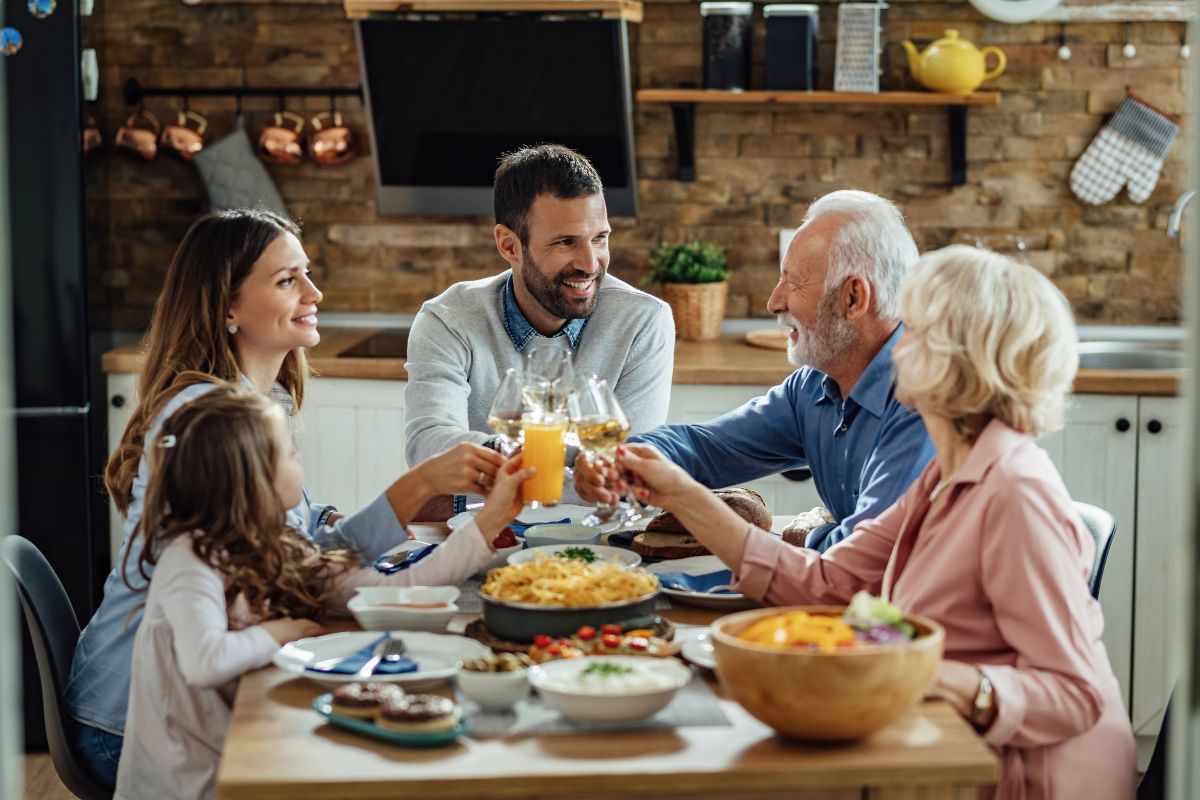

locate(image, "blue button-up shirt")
(633, 325), (934, 552)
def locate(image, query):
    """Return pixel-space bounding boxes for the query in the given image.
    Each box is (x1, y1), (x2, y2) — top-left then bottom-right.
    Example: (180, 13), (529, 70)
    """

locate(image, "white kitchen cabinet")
(294, 377), (407, 513)
(1039, 395), (1138, 712)
(106, 372), (138, 562)
(1131, 396), (1184, 764)
(666, 384), (823, 518)
(1041, 393), (1183, 770)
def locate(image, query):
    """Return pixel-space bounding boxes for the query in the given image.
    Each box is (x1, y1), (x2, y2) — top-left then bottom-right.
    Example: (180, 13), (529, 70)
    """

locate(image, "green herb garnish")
(555, 547), (597, 563)
(582, 662), (635, 678)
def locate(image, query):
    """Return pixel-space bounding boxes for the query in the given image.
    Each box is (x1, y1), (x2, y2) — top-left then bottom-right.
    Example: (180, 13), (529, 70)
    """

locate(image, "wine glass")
(568, 377), (629, 526)
(523, 339), (576, 415)
(487, 368), (526, 457)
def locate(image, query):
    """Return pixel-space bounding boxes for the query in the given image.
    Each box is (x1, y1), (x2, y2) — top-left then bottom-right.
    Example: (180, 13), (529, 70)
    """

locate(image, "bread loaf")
(646, 487), (771, 534)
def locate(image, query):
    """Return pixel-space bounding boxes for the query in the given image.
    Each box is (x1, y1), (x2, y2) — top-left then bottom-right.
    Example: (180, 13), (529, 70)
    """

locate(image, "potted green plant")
(644, 240), (730, 341)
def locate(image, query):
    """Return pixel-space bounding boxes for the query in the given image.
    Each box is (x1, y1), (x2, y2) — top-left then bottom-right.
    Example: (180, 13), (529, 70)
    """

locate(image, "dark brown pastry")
(330, 681), (405, 719)
(375, 693), (461, 733)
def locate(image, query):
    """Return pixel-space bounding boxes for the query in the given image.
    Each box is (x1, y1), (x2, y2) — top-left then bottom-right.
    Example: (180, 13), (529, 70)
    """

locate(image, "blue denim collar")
(815, 323), (903, 418)
(502, 273), (588, 352)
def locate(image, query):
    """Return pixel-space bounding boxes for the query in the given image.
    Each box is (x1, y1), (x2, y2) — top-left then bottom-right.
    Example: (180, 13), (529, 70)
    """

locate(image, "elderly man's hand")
(780, 506), (834, 547)
(573, 453), (622, 506)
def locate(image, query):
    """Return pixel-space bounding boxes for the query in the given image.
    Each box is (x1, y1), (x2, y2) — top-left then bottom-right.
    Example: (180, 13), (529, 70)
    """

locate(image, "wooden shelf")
(345, 0), (642, 21)
(636, 89), (1000, 107)
(637, 88), (1001, 185)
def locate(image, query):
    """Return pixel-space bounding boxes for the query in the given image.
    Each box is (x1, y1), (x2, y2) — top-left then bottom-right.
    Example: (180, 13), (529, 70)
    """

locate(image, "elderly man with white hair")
(576, 189), (935, 551)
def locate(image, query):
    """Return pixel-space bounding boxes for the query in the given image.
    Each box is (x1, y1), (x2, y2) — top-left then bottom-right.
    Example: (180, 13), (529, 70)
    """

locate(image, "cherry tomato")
(576, 626), (597, 641)
(601, 624), (623, 636)
(492, 527), (518, 548)
(601, 633), (621, 649)
(627, 636), (649, 651)
(533, 634), (552, 648)
(547, 643), (562, 656)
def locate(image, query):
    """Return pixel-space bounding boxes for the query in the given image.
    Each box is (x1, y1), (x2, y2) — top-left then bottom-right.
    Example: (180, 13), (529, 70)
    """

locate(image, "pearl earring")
(227, 323), (238, 335)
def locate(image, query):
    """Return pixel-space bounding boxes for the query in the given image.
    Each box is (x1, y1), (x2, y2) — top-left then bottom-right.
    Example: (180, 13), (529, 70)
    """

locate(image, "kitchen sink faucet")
(1167, 189), (1197, 237)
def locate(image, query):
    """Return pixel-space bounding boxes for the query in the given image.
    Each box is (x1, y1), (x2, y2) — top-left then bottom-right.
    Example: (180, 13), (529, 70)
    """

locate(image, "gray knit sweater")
(403, 270), (675, 503)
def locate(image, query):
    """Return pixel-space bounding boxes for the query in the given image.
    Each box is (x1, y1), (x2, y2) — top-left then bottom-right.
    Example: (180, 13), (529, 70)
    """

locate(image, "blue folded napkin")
(509, 518), (571, 538)
(305, 635), (419, 675)
(373, 542), (438, 575)
(656, 569), (736, 595)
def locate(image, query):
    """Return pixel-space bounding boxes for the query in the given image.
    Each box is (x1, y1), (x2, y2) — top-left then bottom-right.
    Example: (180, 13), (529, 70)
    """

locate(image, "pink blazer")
(734, 419), (1136, 800)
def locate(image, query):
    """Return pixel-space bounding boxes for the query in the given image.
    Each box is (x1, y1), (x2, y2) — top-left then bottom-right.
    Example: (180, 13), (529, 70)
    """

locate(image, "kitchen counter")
(101, 328), (1182, 395)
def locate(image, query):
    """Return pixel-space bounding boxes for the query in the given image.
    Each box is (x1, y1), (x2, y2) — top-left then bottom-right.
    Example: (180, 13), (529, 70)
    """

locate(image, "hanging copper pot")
(114, 108), (161, 160)
(308, 110), (355, 167)
(82, 114), (102, 156)
(160, 110), (207, 161)
(258, 111), (305, 166)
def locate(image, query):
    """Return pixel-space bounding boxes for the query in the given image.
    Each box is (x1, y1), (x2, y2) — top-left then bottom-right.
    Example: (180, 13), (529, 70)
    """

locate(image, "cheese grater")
(834, 3), (888, 93)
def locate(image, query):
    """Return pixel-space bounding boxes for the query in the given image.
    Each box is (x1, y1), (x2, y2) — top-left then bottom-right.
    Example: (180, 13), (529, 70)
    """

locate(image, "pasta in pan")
(481, 558), (659, 607)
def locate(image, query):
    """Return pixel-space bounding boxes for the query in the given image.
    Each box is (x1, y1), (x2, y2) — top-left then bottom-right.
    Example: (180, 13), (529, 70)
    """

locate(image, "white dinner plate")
(646, 557), (761, 610)
(447, 504), (607, 532)
(274, 631), (490, 690)
(507, 544), (641, 568)
(676, 627), (717, 671)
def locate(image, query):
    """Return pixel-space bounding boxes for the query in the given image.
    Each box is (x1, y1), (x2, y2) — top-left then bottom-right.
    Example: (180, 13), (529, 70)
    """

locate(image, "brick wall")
(85, 0), (1189, 329)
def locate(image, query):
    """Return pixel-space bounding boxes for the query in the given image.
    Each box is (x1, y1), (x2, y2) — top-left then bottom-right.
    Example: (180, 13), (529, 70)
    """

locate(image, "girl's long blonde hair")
(126, 383), (356, 620)
(106, 209), (309, 515)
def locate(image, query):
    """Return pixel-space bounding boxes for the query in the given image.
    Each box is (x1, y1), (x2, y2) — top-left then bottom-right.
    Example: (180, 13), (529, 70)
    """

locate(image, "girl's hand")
(473, 455), (536, 546)
(261, 617), (325, 645)
(614, 444), (702, 512)
(416, 442), (505, 498)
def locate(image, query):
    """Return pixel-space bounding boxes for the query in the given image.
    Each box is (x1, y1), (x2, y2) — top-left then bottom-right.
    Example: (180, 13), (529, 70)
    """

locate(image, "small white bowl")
(528, 656), (692, 724)
(456, 667), (531, 710)
(523, 523), (602, 549)
(507, 544), (641, 569)
(348, 586), (460, 632)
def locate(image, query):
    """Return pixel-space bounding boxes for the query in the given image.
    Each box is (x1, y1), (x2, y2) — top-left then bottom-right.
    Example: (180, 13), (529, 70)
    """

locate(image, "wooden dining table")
(217, 525), (999, 800)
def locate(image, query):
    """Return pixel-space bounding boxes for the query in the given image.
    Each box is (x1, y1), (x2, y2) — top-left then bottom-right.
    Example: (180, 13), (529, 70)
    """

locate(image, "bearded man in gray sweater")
(404, 144), (675, 517)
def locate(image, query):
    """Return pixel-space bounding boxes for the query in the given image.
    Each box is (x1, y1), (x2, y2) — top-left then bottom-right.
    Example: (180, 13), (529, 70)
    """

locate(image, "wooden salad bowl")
(711, 605), (945, 742)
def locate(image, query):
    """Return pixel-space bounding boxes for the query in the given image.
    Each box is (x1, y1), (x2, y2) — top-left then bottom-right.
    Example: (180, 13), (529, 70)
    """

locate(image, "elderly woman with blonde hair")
(618, 245), (1135, 799)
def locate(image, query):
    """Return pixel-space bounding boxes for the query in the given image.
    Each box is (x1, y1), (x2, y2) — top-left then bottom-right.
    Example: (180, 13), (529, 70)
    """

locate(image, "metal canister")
(701, 2), (754, 91)
(764, 4), (820, 90)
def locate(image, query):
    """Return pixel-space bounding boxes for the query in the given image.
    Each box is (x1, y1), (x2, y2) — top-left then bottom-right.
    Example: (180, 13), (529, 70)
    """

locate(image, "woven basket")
(661, 281), (728, 341)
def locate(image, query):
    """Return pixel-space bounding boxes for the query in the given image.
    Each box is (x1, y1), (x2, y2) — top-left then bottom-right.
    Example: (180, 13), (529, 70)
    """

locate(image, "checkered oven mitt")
(1070, 93), (1180, 206)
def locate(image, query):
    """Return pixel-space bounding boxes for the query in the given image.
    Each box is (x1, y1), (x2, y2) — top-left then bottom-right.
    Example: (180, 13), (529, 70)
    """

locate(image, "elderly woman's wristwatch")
(968, 671), (996, 731)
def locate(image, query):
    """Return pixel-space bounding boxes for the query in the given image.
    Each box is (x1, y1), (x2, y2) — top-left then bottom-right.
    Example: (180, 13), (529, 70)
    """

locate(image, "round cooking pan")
(479, 589), (660, 642)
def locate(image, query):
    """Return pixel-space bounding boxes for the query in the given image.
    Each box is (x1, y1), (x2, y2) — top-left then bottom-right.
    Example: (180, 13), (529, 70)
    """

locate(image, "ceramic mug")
(308, 110), (355, 167)
(160, 110), (207, 161)
(258, 111), (305, 165)
(114, 108), (161, 161)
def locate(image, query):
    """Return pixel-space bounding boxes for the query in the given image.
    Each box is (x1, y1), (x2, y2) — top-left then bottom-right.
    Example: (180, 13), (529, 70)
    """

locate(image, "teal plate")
(313, 694), (470, 747)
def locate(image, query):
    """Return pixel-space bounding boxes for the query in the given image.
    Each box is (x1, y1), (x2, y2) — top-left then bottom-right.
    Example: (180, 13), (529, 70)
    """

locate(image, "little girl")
(114, 384), (532, 800)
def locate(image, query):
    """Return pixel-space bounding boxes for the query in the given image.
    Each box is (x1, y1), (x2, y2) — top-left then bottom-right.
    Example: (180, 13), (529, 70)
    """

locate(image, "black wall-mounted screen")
(356, 17), (638, 217)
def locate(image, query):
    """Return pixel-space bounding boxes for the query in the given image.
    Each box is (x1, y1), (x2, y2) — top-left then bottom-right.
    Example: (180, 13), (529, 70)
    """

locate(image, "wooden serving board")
(630, 531), (711, 560)
(744, 328), (789, 351)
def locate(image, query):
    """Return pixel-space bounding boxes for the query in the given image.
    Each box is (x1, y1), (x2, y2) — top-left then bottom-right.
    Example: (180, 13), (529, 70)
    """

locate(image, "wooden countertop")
(101, 328), (1182, 395)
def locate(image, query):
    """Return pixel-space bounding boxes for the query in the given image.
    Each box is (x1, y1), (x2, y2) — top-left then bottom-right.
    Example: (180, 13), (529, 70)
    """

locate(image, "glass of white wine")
(523, 339), (576, 415)
(568, 377), (635, 527)
(487, 368), (526, 457)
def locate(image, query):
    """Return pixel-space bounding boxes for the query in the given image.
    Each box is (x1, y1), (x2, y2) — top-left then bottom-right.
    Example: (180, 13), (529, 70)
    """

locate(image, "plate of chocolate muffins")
(315, 683), (469, 746)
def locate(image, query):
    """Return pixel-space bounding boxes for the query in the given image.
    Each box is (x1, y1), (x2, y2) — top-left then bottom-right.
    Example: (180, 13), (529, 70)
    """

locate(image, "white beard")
(780, 308), (855, 373)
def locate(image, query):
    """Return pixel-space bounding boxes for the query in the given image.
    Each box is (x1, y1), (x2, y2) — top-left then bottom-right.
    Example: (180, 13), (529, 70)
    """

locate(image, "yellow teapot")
(901, 29), (1006, 93)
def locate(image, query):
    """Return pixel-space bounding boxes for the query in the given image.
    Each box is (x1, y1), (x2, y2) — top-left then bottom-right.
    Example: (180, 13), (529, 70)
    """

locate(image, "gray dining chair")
(1072, 501), (1117, 600)
(2, 535), (112, 800)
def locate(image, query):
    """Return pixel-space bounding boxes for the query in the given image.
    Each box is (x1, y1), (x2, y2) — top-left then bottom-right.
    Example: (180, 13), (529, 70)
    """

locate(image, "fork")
(356, 637), (407, 679)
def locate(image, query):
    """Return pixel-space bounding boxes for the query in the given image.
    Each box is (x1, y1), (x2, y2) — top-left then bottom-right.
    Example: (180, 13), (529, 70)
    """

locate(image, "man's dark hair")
(494, 144), (603, 244)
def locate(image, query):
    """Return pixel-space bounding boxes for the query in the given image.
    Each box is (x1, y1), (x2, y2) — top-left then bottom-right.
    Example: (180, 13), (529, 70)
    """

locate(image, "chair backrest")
(2, 535), (112, 800)
(1072, 501), (1117, 600)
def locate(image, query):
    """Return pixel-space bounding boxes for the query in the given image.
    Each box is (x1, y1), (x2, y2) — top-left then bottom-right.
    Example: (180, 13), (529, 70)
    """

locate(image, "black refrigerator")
(2, 0), (109, 749)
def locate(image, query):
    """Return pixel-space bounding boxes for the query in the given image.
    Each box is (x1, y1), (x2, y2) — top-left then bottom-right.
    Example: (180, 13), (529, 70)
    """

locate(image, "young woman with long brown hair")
(114, 385), (530, 800)
(66, 209), (507, 788)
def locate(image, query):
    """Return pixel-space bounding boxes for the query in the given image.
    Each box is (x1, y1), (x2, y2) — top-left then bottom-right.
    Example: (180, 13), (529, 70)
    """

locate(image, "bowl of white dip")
(527, 655), (692, 724)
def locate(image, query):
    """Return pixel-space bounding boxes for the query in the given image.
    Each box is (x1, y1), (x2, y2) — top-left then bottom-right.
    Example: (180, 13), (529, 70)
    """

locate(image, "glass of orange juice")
(521, 412), (567, 507)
